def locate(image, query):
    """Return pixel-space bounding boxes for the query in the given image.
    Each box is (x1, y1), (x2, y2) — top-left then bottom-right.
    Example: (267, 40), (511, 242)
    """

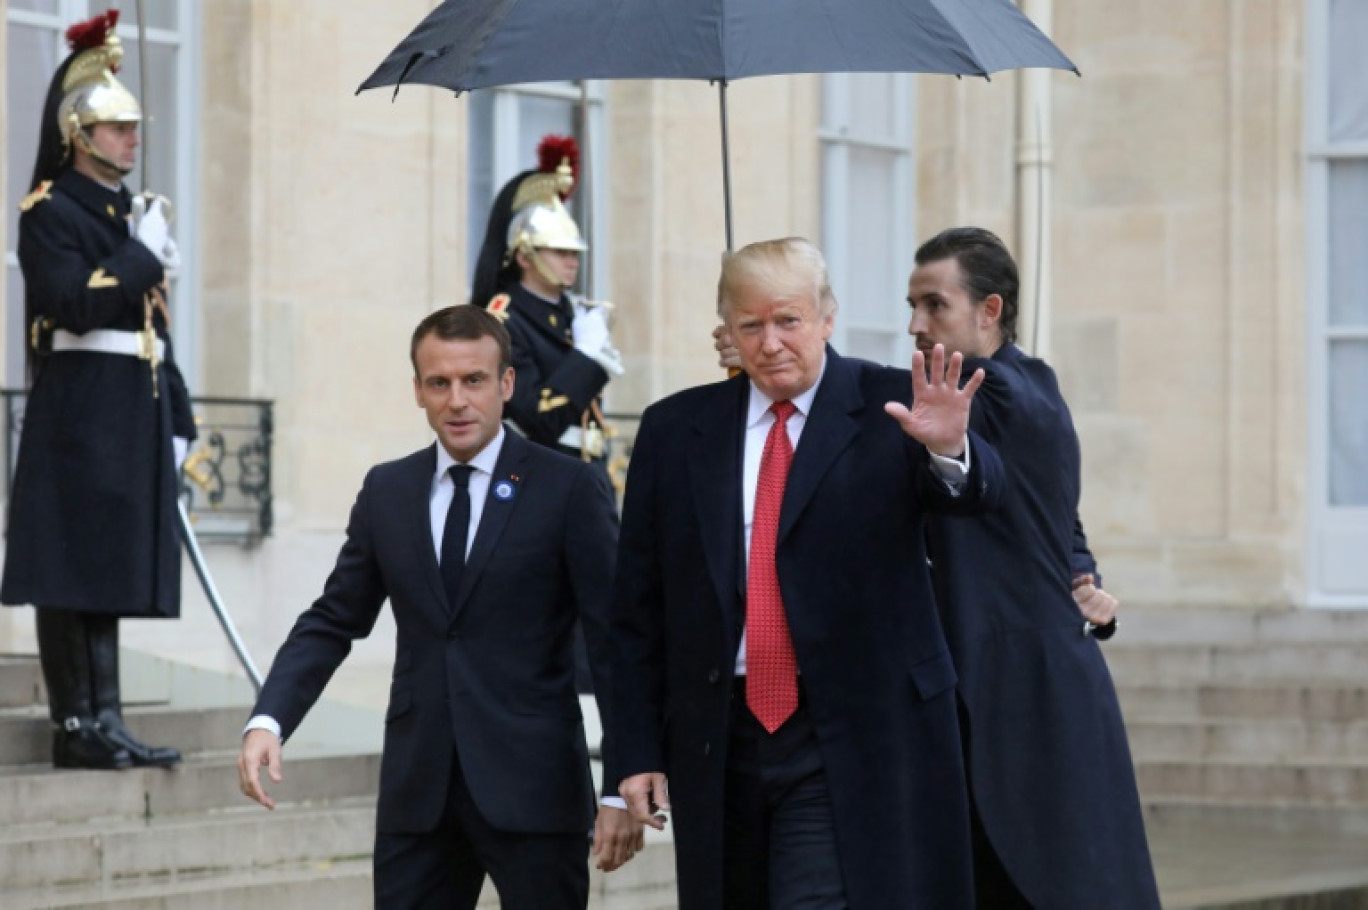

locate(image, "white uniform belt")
(51, 328), (164, 361)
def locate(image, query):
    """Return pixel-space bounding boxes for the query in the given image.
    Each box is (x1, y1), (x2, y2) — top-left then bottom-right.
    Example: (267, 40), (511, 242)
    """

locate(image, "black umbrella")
(359, 0), (1077, 249)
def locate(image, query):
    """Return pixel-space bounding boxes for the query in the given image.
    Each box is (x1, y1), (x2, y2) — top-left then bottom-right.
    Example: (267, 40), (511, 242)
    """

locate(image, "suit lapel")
(688, 377), (747, 629)
(779, 349), (862, 543)
(450, 432), (531, 619)
(409, 445), (450, 622)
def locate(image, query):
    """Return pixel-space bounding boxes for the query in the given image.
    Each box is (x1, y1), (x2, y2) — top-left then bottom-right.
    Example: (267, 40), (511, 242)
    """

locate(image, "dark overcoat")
(611, 348), (1005, 909)
(927, 343), (1160, 909)
(252, 434), (619, 835)
(2, 169), (195, 618)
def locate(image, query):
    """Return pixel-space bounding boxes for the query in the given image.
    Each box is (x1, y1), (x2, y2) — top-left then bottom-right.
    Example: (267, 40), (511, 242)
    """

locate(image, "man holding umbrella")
(2, 10), (193, 770)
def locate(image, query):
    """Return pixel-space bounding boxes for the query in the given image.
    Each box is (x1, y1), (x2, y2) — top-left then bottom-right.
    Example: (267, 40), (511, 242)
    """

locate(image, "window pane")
(846, 327), (897, 366)
(9, 0), (60, 13)
(1329, 160), (1368, 327)
(7, 24), (61, 248)
(466, 92), (496, 276)
(1329, 0), (1368, 142)
(517, 95), (577, 166)
(1329, 340), (1368, 506)
(843, 145), (901, 332)
(94, 0), (177, 30)
(115, 39), (178, 202)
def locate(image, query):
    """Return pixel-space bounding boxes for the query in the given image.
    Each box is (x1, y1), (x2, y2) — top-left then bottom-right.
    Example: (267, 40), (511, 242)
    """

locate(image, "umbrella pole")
(718, 81), (734, 251)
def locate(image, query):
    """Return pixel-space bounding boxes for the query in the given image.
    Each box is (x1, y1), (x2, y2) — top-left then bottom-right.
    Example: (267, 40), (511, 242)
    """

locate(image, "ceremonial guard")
(471, 135), (623, 469)
(1, 11), (194, 770)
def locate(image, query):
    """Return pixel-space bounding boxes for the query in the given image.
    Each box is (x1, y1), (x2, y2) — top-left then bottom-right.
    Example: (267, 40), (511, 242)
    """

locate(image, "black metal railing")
(2, 390), (274, 545)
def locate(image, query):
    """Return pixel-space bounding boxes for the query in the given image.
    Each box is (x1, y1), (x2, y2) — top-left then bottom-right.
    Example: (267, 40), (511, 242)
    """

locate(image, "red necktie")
(747, 400), (799, 733)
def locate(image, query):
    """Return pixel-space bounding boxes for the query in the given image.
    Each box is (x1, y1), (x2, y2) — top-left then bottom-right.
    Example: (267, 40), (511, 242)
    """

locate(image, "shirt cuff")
(243, 714), (282, 739)
(928, 436), (971, 494)
(600, 796), (628, 810)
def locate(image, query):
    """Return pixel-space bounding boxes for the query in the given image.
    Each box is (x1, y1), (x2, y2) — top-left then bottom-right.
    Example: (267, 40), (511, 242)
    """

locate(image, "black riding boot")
(88, 615), (181, 768)
(35, 608), (132, 770)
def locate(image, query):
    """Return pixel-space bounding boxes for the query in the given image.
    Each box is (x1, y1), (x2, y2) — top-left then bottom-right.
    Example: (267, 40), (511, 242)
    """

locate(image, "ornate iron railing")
(2, 390), (274, 545)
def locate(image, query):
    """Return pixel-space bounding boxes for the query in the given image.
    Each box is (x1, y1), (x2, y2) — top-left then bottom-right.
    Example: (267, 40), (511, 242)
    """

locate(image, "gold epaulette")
(18, 181), (53, 213)
(487, 293), (513, 323)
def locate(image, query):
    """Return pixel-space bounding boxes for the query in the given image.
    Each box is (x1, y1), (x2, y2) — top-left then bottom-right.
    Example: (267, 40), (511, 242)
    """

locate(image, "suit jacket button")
(707, 668), (720, 684)
(703, 742), (711, 756)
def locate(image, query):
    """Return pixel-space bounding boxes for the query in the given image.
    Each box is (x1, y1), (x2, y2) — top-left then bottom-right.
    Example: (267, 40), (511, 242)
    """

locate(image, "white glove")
(134, 197), (170, 261)
(572, 304), (624, 377)
(160, 235), (182, 272)
(173, 437), (190, 472)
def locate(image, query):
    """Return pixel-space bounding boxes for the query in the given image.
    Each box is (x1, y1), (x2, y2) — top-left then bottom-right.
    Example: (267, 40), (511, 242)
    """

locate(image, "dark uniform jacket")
(496, 283), (608, 458)
(252, 434), (618, 835)
(610, 348), (1005, 909)
(927, 343), (1160, 908)
(2, 169), (195, 618)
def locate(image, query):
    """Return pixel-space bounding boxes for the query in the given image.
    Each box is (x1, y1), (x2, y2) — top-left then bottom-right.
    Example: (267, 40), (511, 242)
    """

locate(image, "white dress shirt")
(244, 430), (506, 740)
(734, 355), (970, 674)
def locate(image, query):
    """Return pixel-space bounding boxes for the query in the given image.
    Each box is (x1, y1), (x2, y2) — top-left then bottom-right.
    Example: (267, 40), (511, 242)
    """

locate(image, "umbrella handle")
(718, 80), (734, 252)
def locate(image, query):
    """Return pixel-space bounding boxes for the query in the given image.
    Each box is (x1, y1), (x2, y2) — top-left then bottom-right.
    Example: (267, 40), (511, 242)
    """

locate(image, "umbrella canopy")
(358, 0), (1076, 96)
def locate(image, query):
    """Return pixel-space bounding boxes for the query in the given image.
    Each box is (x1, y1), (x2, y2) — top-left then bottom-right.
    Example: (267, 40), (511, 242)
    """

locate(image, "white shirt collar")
(434, 426), (506, 481)
(745, 353), (827, 429)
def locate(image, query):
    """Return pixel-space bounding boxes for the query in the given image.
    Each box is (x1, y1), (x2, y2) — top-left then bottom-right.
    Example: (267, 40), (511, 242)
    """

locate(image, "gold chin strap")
(71, 126), (134, 176)
(521, 243), (571, 293)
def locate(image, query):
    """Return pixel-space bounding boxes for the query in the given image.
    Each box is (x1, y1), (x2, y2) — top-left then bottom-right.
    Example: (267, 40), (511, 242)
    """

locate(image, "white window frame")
(4, 0), (200, 386)
(466, 80), (609, 303)
(1306, 0), (1368, 608)
(819, 73), (915, 367)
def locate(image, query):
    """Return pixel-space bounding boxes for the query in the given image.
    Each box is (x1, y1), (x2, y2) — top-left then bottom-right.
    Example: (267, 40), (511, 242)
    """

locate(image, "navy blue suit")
(611, 348), (1004, 909)
(251, 433), (617, 905)
(927, 343), (1159, 908)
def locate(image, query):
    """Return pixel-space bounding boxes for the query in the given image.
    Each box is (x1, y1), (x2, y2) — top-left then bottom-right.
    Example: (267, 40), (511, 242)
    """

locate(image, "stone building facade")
(0, 0), (1362, 682)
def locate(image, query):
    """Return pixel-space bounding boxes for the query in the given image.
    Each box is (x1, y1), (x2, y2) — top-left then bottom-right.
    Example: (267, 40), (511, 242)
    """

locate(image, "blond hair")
(716, 237), (839, 319)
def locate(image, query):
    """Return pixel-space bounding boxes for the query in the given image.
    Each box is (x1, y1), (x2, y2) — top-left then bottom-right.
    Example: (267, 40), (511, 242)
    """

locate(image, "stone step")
(0, 799), (375, 892)
(0, 705), (250, 767)
(0, 655), (44, 709)
(1126, 718), (1368, 762)
(1118, 608), (1368, 647)
(1144, 798), (1368, 839)
(1136, 757), (1368, 805)
(1116, 683), (1368, 723)
(0, 750), (382, 828)
(1146, 817), (1368, 910)
(5, 857), (375, 910)
(1102, 643), (1368, 685)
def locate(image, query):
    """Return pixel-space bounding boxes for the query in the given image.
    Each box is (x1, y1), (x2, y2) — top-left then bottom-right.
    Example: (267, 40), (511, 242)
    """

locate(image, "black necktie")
(441, 464), (475, 609)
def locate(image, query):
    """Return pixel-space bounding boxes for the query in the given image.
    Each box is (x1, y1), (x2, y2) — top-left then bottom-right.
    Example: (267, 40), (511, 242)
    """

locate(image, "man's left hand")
(883, 343), (985, 456)
(1073, 573), (1118, 627)
(592, 804), (645, 872)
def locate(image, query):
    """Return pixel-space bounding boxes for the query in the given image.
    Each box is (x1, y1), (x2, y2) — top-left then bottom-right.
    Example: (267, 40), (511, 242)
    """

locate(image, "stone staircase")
(0, 652), (380, 909)
(1107, 609), (1368, 908)
(0, 652), (680, 909)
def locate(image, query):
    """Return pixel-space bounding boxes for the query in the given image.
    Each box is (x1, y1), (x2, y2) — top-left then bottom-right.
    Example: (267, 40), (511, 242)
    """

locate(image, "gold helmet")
(506, 137), (588, 257)
(55, 11), (141, 173)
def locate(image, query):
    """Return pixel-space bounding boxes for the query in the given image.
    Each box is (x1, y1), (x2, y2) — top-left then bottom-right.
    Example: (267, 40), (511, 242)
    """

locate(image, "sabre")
(122, 1), (263, 692)
(179, 502), (264, 694)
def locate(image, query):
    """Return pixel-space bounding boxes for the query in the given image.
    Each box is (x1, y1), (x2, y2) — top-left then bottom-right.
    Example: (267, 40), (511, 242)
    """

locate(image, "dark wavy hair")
(913, 227), (1020, 345)
(410, 305), (513, 376)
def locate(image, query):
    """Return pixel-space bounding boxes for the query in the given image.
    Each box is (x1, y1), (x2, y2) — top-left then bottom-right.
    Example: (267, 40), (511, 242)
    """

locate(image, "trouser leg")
(35, 608), (131, 770)
(87, 615), (180, 767)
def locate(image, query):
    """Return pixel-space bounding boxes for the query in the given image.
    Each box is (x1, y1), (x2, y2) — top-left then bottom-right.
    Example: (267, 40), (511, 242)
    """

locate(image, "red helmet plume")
(536, 134), (579, 198)
(65, 10), (120, 59)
